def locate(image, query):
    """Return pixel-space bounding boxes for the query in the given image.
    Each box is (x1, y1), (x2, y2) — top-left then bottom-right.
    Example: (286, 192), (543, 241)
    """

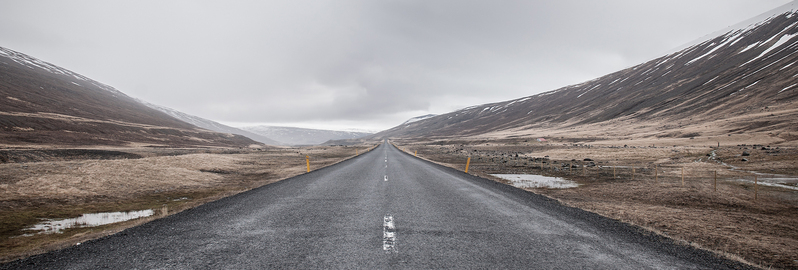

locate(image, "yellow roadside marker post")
(306, 155), (310, 173)
(465, 157), (471, 173)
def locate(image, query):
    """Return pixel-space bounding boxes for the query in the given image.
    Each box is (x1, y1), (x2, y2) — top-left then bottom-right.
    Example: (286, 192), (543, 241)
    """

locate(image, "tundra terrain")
(0, 144), (375, 262)
(394, 136), (798, 269)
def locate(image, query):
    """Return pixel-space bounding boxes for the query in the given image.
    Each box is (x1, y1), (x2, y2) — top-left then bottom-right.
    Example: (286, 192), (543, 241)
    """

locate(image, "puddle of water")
(25, 209), (155, 234)
(491, 174), (579, 189)
(734, 179), (798, 191)
(709, 149), (798, 189)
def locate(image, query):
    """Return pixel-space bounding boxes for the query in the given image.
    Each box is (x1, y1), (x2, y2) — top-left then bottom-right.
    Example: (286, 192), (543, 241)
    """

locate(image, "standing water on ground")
(25, 209), (155, 234)
(491, 174), (579, 189)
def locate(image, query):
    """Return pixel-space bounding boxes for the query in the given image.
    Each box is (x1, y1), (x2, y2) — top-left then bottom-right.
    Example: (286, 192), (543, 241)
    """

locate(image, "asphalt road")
(3, 142), (752, 269)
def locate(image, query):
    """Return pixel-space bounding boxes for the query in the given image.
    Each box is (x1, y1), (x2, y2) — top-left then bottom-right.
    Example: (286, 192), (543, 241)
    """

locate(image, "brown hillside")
(375, 11), (798, 145)
(0, 47), (259, 148)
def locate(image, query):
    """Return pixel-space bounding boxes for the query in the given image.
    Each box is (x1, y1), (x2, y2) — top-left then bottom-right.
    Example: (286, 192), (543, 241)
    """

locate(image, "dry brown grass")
(0, 144), (375, 263)
(396, 139), (798, 270)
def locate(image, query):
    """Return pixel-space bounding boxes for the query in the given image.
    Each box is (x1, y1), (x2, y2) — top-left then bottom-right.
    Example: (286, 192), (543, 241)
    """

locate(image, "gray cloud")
(0, 0), (791, 131)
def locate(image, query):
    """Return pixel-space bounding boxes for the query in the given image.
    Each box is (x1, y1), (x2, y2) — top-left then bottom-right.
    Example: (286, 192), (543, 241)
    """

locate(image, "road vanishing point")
(3, 142), (752, 269)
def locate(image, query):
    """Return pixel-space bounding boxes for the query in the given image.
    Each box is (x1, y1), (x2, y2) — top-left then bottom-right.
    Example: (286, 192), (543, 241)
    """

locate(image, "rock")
(742, 151), (750, 156)
(741, 158), (748, 162)
(583, 158), (593, 161)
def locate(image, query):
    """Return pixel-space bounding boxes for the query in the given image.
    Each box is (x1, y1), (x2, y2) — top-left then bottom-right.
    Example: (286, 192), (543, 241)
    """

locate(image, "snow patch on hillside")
(403, 114), (437, 125)
(0, 46), (124, 96)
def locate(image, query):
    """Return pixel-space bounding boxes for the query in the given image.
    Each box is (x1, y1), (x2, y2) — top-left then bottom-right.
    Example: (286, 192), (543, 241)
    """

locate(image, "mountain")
(140, 101), (283, 146)
(0, 46), (260, 148)
(374, 6), (798, 143)
(242, 126), (372, 146)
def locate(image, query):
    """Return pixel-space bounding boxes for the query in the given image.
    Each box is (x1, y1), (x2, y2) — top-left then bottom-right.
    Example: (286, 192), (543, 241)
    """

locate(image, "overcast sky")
(0, 0), (792, 131)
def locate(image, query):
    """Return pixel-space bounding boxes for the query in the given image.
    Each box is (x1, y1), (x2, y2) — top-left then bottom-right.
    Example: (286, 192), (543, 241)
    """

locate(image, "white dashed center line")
(383, 215), (396, 252)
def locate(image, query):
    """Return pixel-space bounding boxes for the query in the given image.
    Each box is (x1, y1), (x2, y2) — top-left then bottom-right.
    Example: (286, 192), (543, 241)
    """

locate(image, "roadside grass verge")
(0, 144), (376, 262)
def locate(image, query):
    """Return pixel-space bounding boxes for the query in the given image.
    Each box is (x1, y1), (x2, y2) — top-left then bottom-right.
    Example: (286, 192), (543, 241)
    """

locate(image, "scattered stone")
(741, 158), (748, 162)
(583, 158), (593, 161)
(742, 151), (750, 156)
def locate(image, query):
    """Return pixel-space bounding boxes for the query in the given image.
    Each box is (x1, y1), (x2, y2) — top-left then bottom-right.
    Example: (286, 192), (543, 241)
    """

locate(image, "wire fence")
(398, 146), (798, 201)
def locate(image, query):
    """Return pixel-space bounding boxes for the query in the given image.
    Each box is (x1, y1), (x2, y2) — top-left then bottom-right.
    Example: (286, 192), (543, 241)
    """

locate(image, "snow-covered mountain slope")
(402, 114), (437, 125)
(374, 7), (798, 141)
(672, 0), (798, 54)
(0, 47), (124, 96)
(242, 126), (372, 146)
(140, 101), (283, 146)
(0, 46), (260, 147)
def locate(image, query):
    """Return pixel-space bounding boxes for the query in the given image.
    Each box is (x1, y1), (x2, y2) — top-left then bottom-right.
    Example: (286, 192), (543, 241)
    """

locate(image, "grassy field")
(394, 138), (798, 270)
(0, 145), (375, 262)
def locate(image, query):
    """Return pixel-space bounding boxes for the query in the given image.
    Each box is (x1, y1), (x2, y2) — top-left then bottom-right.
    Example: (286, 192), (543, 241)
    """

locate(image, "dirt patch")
(0, 144), (376, 262)
(395, 139), (798, 270)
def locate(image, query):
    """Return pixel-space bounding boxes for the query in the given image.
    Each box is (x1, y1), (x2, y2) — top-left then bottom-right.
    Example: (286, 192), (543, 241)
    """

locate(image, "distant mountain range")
(241, 126), (372, 146)
(0, 46), (259, 148)
(139, 101), (284, 146)
(375, 4), (798, 143)
(140, 102), (372, 146)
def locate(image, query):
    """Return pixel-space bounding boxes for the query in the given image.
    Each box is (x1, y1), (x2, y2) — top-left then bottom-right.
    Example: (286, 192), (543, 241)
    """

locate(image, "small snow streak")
(780, 83), (797, 93)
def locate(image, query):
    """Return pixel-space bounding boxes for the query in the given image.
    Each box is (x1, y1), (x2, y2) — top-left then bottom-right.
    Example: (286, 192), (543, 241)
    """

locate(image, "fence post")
(655, 165), (658, 182)
(681, 167), (685, 187)
(714, 171), (717, 192)
(754, 175), (758, 200)
(613, 166), (616, 178)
